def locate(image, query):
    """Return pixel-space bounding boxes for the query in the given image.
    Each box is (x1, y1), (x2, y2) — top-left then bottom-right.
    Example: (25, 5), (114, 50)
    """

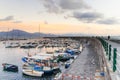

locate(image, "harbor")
(0, 0), (120, 80)
(0, 37), (84, 80)
(0, 37), (113, 80)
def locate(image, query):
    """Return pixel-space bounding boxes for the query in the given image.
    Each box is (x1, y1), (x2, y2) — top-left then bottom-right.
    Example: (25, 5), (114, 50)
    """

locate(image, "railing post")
(106, 42), (108, 55)
(113, 48), (117, 72)
(109, 45), (111, 61)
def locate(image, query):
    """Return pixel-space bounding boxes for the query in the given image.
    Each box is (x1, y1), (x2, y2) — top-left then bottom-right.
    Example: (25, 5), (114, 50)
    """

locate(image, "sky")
(0, 0), (120, 35)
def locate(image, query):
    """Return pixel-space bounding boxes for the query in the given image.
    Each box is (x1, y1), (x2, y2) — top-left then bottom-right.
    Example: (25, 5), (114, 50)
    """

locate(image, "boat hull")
(22, 69), (44, 77)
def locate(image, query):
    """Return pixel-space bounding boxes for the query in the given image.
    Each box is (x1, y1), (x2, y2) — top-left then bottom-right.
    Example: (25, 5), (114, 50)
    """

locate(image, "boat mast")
(6, 28), (9, 41)
(39, 24), (40, 38)
(5, 28), (9, 46)
(38, 24), (41, 53)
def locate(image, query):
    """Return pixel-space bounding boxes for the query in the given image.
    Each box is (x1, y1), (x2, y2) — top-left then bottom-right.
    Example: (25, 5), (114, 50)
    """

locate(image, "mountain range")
(0, 29), (57, 39)
(0, 29), (95, 39)
(0, 29), (119, 40)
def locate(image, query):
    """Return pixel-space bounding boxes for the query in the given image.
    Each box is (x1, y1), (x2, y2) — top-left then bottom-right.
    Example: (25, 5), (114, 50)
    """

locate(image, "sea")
(0, 41), (58, 80)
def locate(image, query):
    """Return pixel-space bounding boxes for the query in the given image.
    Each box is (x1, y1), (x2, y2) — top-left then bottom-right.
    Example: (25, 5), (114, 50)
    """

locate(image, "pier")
(63, 40), (101, 80)
(53, 37), (111, 80)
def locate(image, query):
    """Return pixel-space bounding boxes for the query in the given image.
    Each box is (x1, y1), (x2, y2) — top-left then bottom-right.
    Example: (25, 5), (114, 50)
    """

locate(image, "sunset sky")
(0, 0), (120, 35)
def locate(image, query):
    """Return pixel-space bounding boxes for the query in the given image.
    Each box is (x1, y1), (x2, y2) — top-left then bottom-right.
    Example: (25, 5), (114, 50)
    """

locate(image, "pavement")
(63, 41), (101, 80)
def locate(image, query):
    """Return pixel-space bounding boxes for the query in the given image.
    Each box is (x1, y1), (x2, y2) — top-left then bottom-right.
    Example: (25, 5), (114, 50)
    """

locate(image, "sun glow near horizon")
(0, 21), (120, 36)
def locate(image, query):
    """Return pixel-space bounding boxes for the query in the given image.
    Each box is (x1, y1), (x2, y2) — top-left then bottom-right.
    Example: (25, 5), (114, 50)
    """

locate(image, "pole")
(113, 48), (117, 72)
(109, 45), (111, 61)
(39, 24), (40, 38)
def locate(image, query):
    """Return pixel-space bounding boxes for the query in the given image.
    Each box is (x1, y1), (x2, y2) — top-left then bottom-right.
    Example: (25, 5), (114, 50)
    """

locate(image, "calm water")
(0, 41), (59, 80)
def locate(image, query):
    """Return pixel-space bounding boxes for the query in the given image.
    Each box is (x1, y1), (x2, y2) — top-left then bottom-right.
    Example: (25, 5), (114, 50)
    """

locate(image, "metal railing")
(98, 37), (120, 80)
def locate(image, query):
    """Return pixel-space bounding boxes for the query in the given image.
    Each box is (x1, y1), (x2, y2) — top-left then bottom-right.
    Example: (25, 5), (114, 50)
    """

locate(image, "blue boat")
(22, 54), (60, 76)
(2, 63), (18, 72)
(57, 53), (71, 62)
(65, 49), (75, 55)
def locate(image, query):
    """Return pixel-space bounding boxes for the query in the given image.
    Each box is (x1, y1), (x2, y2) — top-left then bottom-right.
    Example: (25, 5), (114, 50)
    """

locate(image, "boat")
(56, 53), (71, 62)
(5, 43), (20, 48)
(65, 49), (75, 55)
(37, 44), (44, 48)
(20, 42), (37, 49)
(22, 62), (44, 77)
(22, 54), (60, 76)
(64, 59), (74, 69)
(2, 63), (18, 72)
(22, 69), (44, 77)
(43, 66), (54, 75)
(20, 43), (30, 49)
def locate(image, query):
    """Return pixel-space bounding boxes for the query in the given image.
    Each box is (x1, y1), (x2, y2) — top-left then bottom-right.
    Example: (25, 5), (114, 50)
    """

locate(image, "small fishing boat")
(20, 43), (37, 49)
(20, 44), (30, 49)
(56, 53), (71, 62)
(22, 69), (44, 77)
(22, 54), (60, 76)
(37, 44), (44, 48)
(22, 63), (44, 77)
(2, 63), (18, 72)
(5, 43), (20, 48)
(64, 60), (73, 69)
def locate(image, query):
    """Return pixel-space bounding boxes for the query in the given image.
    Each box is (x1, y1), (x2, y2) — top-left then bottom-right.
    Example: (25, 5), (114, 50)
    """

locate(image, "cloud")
(73, 12), (119, 24)
(97, 18), (119, 25)
(0, 16), (22, 23)
(0, 16), (14, 21)
(39, 0), (119, 25)
(42, 0), (62, 13)
(73, 12), (102, 23)
(41, 0), (90, 13)
(59, 0), (90, 10)
(13, 21), (22, 23)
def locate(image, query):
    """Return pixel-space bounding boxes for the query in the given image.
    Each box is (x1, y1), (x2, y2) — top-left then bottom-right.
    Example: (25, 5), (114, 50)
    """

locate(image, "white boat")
(22, 54), (60, 76)
(5, 42), (19, 48)
(22, 69), (44, 77)
(37, 44), (44, 48)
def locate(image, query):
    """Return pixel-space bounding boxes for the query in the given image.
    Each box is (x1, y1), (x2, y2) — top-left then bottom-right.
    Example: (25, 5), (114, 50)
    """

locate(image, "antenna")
(39, 24), (40, 38)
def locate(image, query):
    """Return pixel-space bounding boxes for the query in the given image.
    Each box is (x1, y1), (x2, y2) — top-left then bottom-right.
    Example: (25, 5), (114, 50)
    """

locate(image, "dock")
(59, 38), (105, 80)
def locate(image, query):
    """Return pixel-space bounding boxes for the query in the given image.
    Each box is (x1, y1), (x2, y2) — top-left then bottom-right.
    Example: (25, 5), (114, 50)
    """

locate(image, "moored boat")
(2, 63), (18, 72)
(22, 54), (60, 76)
(22, 69), (44, 77)
(56, 53), (71, 62)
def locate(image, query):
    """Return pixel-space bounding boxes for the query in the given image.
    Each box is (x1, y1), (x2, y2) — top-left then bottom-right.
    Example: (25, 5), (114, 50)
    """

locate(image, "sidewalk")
(63, 42), (101, 80)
